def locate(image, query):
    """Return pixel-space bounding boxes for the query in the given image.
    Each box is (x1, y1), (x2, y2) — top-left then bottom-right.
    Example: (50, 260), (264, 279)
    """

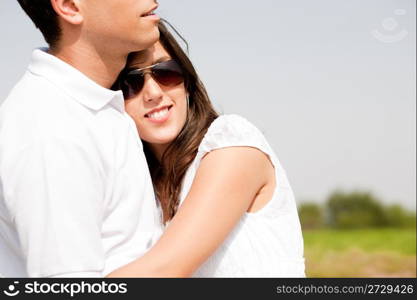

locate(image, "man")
(0, 0), (162, 277)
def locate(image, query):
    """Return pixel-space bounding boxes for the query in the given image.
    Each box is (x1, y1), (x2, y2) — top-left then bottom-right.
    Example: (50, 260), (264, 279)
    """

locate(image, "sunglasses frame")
(119, 59), (185, 100)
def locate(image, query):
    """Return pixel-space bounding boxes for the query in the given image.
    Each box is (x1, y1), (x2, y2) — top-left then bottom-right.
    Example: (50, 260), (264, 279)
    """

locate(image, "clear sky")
(0, 0), (415, 209)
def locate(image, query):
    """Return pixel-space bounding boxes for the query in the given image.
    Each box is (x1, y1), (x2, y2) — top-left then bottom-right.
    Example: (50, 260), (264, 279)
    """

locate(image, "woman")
(109, 22), (305, 277)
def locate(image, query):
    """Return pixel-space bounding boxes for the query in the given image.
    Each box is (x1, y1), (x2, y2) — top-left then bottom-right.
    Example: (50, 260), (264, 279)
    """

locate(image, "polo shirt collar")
(27, 48), (125, 112)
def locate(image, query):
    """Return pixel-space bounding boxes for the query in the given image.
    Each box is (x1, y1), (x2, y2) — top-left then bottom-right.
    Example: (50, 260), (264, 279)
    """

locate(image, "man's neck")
(49, 42), (127, 89)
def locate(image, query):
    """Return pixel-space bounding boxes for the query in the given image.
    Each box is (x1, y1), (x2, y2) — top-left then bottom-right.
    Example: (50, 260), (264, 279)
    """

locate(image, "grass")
(303, 228), (416, 277)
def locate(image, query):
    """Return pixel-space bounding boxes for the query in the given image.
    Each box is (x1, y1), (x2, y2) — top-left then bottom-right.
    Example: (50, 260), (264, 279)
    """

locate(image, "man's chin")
(134, 29), (160, 52)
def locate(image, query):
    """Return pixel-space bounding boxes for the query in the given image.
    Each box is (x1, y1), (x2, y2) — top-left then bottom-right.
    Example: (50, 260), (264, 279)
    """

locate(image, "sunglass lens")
(122, 73), (144, 100)
(153, 69), (184, 87)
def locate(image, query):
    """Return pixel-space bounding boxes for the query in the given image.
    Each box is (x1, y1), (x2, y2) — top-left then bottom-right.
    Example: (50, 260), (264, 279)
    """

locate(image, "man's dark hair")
(17, 0), (61, 47)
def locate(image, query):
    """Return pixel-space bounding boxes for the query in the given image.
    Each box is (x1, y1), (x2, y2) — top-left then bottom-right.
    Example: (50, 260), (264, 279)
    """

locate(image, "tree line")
(298, 190), (416, 230)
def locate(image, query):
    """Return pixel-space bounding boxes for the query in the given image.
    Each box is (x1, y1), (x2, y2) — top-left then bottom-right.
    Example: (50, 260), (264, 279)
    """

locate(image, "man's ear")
(50, 0), (83, 25)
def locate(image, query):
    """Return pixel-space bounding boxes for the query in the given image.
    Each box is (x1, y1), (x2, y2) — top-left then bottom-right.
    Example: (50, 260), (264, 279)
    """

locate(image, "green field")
(303, 228), (416, 277)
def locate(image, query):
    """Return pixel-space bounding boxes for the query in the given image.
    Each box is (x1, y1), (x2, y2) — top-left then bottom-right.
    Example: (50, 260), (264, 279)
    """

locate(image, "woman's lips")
(145, 105), (173, 124)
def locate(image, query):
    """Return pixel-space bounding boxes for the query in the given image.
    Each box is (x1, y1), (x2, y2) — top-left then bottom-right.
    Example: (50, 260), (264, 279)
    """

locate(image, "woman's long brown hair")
(142, 21), (219, 223)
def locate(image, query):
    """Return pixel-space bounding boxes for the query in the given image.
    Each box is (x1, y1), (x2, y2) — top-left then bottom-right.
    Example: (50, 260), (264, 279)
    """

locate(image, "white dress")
(178, 114), (305, 277)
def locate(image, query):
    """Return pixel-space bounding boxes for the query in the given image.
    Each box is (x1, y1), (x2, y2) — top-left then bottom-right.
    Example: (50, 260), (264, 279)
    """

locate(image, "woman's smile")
(145, 105), (174, 124)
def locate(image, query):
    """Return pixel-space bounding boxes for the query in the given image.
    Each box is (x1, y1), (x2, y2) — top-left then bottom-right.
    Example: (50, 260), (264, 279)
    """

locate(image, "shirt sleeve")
(196, 114), (294, 189)
(198, 114), (275, 163)
(1, 135), (105, 277)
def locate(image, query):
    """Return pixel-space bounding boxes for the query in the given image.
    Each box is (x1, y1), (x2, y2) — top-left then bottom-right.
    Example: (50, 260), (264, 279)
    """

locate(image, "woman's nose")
(142, 74), (163, 103)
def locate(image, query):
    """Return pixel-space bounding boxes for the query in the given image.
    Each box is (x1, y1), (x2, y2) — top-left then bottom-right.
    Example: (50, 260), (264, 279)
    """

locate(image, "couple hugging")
(0, 0), (305, 278)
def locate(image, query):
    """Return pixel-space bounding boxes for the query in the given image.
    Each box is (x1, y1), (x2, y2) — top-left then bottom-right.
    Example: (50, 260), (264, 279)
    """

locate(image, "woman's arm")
(107, 146), (274, 277)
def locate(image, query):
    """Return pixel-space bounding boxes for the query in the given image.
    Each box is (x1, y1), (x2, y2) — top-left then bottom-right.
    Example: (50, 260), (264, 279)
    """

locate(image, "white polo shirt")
(0, 49), (163, 277)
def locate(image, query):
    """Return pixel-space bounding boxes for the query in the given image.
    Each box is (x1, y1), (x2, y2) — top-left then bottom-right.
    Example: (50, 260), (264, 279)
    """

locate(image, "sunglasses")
(118, 59), (185, 100)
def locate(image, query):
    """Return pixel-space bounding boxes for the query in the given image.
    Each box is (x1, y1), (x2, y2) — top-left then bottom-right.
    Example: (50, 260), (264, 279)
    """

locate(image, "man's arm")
(2, 135), (105, 277)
